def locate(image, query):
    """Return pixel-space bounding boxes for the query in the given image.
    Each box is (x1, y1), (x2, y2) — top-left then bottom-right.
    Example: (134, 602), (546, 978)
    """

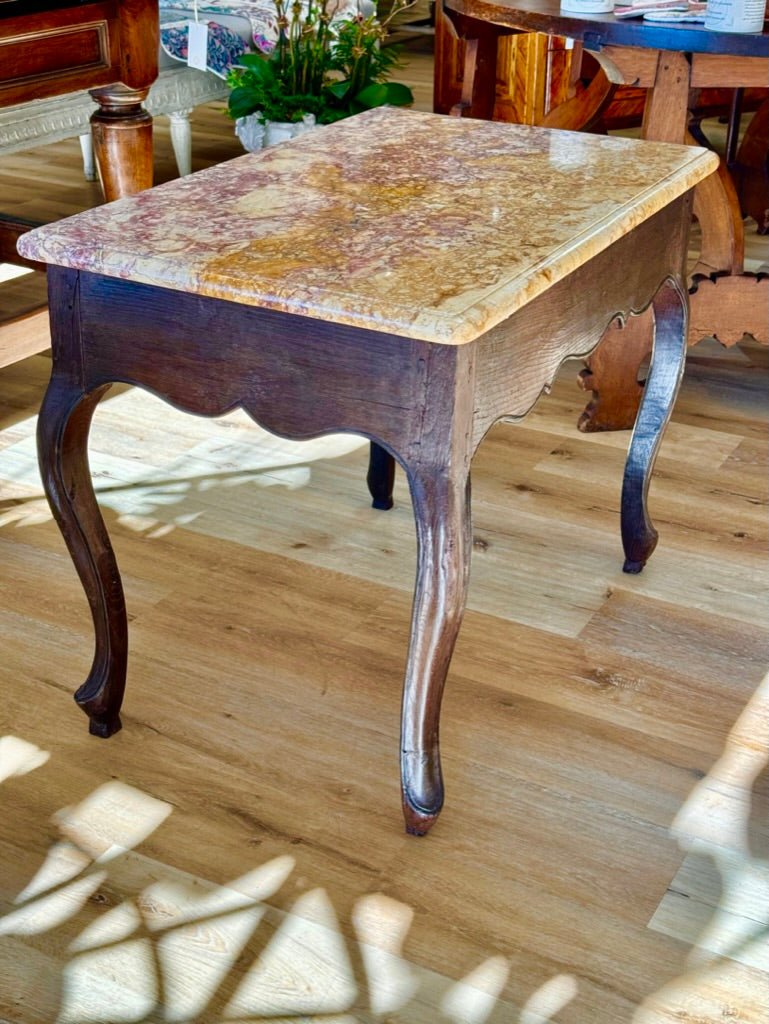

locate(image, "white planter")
(235, 113), (316, 152)
(234, 114), (264, 152)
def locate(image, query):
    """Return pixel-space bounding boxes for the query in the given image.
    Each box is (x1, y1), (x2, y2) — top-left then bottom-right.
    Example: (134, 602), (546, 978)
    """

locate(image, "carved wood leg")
(36, 377), (127, 737)
(89, 85), (153, 201)
(367, 441), (396, 510)
(690, 138), (744, 281)
(442, 12), (509, 120)
(620, 278), (687, 574)
(577, 311), (653, 433)
(688, 133), (767, 348)
(400, 462), (472, 835)
(539, 65), (617, 133)
(734, 98), (769, 234)
(577, 50), (690, 433)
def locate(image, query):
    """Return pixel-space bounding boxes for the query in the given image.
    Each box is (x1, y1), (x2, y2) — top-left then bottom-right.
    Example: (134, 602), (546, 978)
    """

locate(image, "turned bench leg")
(168, 109), (194, 177)
(79, 133), (98, 182)
(89, 85), (153, 200)
(621, 278), (687, 574)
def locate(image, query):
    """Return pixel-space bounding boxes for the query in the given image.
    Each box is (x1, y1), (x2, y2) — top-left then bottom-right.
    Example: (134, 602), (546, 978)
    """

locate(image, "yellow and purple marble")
(18, 108), (718, 344)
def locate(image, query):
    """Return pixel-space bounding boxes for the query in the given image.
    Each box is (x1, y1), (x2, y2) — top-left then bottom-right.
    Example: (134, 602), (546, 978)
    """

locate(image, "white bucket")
(704, 0), (766, 32)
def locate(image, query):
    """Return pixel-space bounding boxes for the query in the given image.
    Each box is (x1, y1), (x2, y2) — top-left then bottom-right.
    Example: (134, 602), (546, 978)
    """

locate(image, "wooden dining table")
(439, 0), (768, 430)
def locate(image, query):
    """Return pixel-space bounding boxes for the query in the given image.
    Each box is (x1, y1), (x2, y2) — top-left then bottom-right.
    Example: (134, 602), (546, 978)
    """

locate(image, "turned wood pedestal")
(0, 0), (159, 201)
(0, 1), (159, 369)
(20, 108), (717, 834)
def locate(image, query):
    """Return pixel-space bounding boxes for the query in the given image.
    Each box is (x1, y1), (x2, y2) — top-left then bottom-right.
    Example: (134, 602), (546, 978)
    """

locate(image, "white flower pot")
(234, 115), (265, 152)
(235, 113), (316, 152)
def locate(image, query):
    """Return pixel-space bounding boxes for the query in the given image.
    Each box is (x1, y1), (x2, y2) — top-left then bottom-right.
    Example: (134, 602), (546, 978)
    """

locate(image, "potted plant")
(226, 0), (415, 149)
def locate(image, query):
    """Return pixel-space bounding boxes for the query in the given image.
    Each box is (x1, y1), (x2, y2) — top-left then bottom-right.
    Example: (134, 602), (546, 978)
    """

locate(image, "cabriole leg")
(367, 441), (395, 510)
(37, 377), (127, 737)
(400, 463), (472, 834)
(621, 278), (687, 573)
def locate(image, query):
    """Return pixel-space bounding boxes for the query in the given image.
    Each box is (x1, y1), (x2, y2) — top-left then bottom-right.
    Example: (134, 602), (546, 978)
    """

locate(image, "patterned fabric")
(613, 0), (707, 18)
(159, 1), (371, 59)
(159, 19), (248, 78)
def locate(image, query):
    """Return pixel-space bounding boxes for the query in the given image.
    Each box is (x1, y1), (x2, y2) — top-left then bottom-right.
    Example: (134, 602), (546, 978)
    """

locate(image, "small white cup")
(560, 0), (614, 11)
(704, 0), (766, 33)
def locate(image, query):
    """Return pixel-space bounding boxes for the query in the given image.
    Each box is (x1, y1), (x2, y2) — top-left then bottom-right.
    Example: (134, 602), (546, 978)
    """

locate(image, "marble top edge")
(17, 108), (719, 345)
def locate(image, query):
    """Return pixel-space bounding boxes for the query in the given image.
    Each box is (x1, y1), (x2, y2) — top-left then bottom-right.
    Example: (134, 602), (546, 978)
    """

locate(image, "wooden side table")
(20, 108), (717, 834)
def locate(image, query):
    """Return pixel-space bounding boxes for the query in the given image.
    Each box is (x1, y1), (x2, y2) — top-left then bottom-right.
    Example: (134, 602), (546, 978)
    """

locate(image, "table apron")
(690, 53), (769, 89)
(593, 46), (768, 90)
(53, 267), (466, 467)
(471, 194), (692, 445)
(46, 194), (692, 464)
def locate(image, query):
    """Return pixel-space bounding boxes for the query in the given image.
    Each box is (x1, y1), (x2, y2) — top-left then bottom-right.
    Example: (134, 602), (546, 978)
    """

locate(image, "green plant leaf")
(354, 83), (388, 109)
(227, 86), (261, 119)
(237, 53), (272, 71)
(353, 81), (414, 110)
(380, 82), (414, 106)
(326, 80), (351, 100)
(226, 11), (414, 128)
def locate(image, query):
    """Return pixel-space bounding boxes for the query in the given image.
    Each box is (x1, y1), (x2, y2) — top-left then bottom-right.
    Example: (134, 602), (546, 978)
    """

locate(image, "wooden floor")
(0, 50), (767, 1024)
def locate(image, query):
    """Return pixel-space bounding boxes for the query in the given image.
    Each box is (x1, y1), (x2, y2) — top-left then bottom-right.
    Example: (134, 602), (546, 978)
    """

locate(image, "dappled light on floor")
(518, 974), (579, 1024)
(2, 689), (767, 1022)
(0, 389), (369, 535)
(0, 747), (578, 1022)
(0, 735), (49, 782)
(637, 671), (769, 1021)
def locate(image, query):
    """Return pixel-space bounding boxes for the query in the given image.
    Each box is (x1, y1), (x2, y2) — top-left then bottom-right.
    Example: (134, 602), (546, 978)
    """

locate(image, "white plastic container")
(560, 0), (614, 12)
(704, 0), (766, 32)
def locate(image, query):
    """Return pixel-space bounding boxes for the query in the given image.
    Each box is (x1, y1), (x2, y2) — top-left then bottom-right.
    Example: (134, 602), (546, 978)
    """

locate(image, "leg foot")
(367, 441), (395, 510)
(402, 782), (440, 836)
(37, 376), (128, 735)
(622, 559), (645, 575)
(621, 280), (687, 572)
(88, 712), (123, 738)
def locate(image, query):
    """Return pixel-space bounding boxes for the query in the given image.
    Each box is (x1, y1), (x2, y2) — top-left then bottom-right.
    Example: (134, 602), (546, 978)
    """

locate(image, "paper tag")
(187, 20), (209, 71)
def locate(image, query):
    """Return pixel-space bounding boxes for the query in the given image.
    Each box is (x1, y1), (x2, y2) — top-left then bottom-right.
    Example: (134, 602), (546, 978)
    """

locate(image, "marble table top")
(18, 108), (718, 344)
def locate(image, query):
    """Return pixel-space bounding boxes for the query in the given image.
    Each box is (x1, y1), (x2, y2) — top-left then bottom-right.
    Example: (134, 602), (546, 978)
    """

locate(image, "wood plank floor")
(0, 50), (767, 1024)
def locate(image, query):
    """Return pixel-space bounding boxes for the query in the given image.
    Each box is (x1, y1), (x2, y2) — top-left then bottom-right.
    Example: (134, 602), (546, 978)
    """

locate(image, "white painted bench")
(0, 62), (228, 181)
